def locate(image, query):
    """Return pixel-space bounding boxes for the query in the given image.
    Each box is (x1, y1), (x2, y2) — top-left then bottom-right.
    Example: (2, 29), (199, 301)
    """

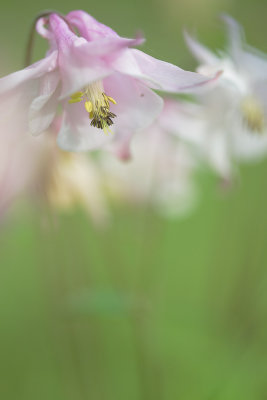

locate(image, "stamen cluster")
(240, 96), (265, 134)
(69, 82), (117, 134)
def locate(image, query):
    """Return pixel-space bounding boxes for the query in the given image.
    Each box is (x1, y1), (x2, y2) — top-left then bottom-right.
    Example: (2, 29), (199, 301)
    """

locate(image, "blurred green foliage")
(1, 0), (267, 399)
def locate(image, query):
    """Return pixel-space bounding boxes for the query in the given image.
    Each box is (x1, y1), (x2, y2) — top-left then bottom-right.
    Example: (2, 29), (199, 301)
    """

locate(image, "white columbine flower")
(182, 15), (267, 177)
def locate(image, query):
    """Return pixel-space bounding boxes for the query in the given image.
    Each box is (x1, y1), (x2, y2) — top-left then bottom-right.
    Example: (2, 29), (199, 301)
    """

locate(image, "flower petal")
(184, 31), (219, 66)
(206, 128), (232, 178)
(57, 100), (113, 152)
(49, 14), (143, 99)
(231, 119), (267, 161)
(66, 11), (145, 53)
(29, 70), (61, 136)
(221, 15), (267, 81)
(59, 53), (112, 100)
(221, 14), (244, 59)
(0, 51), (58, 137)
(158, 99), (207, 145)
(57, 38), (144, 99)
(113, 49), (221, 93)
(105, 73), (163, 132)
(0, 51), (57, 93)
(67, 10), (120, 40)
(103, 73), (163, 157)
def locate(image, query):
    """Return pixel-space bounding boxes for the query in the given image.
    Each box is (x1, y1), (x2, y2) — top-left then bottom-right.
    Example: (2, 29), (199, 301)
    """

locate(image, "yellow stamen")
(85, 101), (93, 113)
(68, 91), (84, 103)
(241, 96), (265, 134)
(107, 96), (117, 105)
(103, 126), (114, 135)
(71, 91), (84, 99)
(69, 97), (82, 103)
(68, 81), (117, 133)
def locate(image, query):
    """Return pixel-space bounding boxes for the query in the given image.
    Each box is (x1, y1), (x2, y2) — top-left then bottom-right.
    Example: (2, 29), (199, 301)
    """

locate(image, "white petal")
(184, 31), (219, 66)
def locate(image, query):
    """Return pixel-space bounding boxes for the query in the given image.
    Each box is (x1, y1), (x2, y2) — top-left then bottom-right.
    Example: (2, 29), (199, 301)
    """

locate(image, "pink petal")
(104, 73), (163, 157)
(0, 52), (58, 138)
(67, 10), (145, 47)
(58, 51), (112, 99)
(58, 39), (142, 99)
(0, 51), (57, 93)
(105, 73), (163, 132)
(49, 14), (144, 99)
(49, 13), (87, 50)
(113, 49), (221, 93)
(36, 17), (58, 53)
(67, 10), (119, 40)
(57, 100), (113, 152)
(49, 14), (110, 98)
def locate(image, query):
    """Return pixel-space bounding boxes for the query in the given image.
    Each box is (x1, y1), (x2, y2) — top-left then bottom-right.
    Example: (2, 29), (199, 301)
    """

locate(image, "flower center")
(69, 81), (117, 134)
(240, 96), (265, 134)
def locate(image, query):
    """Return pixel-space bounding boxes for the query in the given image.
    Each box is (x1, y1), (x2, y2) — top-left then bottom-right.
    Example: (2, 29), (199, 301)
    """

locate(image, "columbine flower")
(99, 100), (198, 217)
(183, 15), (267, 176)
(0, 10), (220, 154)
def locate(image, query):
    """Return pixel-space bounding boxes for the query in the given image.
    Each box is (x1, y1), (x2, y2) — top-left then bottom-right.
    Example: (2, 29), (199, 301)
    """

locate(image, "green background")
(1, 0), (267, 399)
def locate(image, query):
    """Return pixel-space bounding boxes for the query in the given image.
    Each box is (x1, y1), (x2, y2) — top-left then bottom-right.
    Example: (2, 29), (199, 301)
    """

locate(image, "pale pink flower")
(0, 120), (51, 219)
(0, 122), (110, 225)
(0, 11), (220, 154)
(0, 57), (46, 218)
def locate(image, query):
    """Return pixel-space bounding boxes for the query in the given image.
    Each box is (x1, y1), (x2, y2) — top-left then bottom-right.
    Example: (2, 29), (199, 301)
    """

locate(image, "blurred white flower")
(160, 96), (233, 178)
(183, 15), (267, 177)
(99, 100), (198, 218)
(43, 147), (110, 226)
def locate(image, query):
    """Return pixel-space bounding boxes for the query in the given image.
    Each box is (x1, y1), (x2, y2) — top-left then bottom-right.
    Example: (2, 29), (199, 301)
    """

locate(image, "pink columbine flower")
(0, 10), (220, 154)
